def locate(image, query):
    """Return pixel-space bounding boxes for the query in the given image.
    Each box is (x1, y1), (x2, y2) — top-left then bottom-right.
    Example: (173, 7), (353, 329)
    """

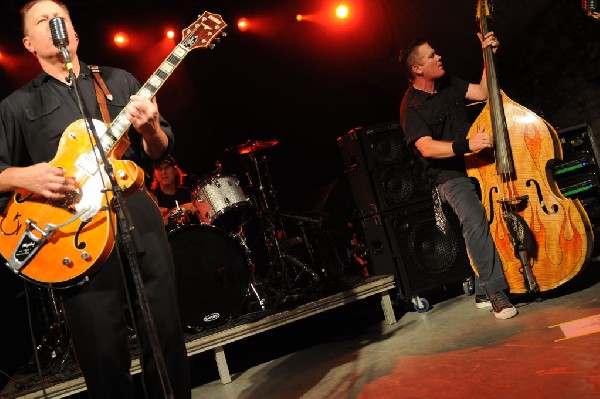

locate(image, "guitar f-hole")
(74, 221), (89, 250)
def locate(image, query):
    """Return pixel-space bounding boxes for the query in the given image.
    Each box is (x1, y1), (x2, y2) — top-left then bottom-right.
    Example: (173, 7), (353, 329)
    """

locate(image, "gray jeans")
(437, 177), (508, 296)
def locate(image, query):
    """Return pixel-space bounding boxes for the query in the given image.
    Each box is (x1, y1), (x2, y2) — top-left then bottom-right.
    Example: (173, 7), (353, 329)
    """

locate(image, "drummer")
(150, 155), (200, 229)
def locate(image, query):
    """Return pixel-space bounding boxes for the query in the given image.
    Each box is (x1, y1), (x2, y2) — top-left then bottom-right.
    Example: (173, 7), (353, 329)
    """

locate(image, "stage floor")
(3, 259), (600, 398)
(188, 259), (600, 399)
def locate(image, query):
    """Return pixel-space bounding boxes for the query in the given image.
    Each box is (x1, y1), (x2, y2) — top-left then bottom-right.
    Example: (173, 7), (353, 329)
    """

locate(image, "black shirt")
(0, 62), (174, 212)
(152, 186), (200, 230)
(152, 187), (194, 210)
(400, 75), (471, 186)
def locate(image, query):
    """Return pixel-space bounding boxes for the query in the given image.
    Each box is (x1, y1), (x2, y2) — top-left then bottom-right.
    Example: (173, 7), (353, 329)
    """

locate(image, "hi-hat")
(226, 139), (279, 155)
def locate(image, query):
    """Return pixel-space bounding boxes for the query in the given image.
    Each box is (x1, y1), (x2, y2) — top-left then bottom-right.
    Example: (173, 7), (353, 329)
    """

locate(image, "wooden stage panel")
(1, 275), (396, 399)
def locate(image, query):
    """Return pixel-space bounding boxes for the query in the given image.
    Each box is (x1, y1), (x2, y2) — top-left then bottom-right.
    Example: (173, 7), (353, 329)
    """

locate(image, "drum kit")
(21, 138), (323, 373)
(167, 139), (322, 331)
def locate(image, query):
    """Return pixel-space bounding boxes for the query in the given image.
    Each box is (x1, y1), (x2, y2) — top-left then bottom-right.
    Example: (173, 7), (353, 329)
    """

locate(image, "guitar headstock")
(181, 11), (227, 50)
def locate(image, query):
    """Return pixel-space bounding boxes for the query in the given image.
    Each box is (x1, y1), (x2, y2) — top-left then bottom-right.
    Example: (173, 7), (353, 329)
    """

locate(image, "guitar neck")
(94, 10), (226, 153)
(98, 43), (191, 153)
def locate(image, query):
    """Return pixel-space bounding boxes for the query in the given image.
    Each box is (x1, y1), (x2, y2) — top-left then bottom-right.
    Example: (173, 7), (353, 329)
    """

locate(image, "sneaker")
(489, 291), (518, 320)
(475, 295), (492, 309)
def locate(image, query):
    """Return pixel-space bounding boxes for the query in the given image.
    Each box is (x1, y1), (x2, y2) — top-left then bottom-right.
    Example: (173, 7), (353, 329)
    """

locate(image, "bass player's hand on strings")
(469, 126), (494, 152)
(478, 31), (499, 53)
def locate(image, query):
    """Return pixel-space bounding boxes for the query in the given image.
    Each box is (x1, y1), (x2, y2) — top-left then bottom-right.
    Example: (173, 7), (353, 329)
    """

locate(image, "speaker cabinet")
(337, 120), (431, 217)
(360, 202), (472, 299)
(338, 120), (473, 300)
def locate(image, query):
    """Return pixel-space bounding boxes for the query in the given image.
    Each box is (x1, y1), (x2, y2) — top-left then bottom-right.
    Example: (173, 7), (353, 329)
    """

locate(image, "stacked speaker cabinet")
(337, 121), (473, 304)
(337, 120), (431, 217)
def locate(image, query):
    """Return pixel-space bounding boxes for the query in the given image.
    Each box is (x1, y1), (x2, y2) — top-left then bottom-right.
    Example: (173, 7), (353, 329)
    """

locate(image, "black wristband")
(452, 138), (471, 156)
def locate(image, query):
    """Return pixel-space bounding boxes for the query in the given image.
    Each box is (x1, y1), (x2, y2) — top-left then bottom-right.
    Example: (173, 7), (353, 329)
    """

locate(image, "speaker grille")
(367, 129), (406, 165)
(406, 219), (460, 274)
(385, 205), (472, 296)
(380, 166), (415, 203)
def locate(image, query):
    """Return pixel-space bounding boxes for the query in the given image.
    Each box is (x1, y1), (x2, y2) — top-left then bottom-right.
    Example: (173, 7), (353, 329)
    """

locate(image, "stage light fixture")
(335, 4), (350, 20)
(237, 17), (249, 32)
(113, 32), (129, 48)
(166, 29), (175, 39)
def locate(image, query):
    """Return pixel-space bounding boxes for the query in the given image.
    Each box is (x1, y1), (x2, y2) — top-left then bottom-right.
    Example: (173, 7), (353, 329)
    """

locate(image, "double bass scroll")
(464, 0), (594, 293)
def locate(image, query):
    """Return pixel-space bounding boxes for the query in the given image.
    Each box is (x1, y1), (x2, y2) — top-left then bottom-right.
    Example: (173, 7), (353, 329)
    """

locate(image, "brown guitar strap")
(89, 65), (113, 125)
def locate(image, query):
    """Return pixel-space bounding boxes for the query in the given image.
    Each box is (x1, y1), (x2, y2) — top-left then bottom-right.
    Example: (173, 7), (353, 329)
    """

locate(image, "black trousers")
(61, 189), (190, 399)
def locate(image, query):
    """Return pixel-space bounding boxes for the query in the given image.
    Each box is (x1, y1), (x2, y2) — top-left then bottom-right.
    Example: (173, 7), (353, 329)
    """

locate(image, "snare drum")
(167, 208), (193, 233)
(192, 174), (252, 231)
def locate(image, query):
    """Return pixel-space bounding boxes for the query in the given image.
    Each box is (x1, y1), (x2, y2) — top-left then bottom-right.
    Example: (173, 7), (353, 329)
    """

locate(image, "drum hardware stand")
(245, 152), (279, 215)
(27, 286), (73, 373)
(260, 217), (320, 299)
(279, 213), (322, 276)
(231, 227), (267, 310)
(247, 175), (320, 296)
(226, 139), (320, 300)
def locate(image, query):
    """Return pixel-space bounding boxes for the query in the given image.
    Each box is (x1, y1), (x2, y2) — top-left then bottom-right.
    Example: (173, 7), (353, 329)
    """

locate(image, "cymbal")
(226, 139), (279, 155)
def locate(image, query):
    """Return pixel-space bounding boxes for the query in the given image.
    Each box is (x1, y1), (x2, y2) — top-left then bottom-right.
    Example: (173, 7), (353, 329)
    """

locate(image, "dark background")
(1, 0), (598, 211)
(1, 0), (599, 390)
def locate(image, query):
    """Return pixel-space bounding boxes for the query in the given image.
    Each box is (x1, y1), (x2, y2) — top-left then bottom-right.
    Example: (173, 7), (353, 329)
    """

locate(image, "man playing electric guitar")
(0, 1), (190, 397)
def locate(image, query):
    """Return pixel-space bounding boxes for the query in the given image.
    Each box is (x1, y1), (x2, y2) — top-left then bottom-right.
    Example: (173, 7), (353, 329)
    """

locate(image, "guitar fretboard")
(98, 43), (191, 152)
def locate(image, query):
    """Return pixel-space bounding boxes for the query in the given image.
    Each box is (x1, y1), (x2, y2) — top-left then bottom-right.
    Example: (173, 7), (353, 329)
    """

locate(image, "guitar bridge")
(6, 220), (51, 272)
(6, 205), (92, 272)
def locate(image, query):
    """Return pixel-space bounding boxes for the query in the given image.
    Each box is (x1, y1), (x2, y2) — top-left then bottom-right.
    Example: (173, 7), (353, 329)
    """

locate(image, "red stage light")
(296, 14), (304, 22)
(113, 32), (129, 48)
(237, 17), (249, 31)
(166, 29), (175, 39)
(335, 4), (350, 20)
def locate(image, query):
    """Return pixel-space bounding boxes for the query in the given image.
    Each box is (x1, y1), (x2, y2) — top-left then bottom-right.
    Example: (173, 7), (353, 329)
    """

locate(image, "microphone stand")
(64, 61), (174, 398)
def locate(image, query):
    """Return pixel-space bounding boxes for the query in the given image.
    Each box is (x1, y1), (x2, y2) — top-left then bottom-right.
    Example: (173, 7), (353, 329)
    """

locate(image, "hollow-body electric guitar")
(0, 11), (227, 288)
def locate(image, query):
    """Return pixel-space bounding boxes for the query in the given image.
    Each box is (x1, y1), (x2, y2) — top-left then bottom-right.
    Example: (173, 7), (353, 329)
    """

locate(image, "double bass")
(464, 0), (594, 293)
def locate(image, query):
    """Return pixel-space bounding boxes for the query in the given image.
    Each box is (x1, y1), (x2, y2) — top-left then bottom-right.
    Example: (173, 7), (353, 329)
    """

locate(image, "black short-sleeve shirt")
(400, 75), (471, 186)
(152, 187), (193, 210)
(0, 62), (174, 211)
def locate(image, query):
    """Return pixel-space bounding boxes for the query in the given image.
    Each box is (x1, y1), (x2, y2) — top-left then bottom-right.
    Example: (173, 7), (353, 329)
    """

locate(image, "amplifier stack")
(337, 121), (473, 311)
(553, 123), (600, 225)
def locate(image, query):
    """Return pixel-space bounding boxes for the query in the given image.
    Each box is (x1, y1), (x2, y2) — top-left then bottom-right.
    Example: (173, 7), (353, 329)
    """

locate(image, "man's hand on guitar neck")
(126, 95), (169, 160)
(0, 163), (76, 200)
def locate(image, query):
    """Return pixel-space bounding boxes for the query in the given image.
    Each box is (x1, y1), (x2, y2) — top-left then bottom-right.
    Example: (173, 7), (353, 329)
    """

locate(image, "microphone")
(49, 17), (73, 71)
(583, 0), (600, 19)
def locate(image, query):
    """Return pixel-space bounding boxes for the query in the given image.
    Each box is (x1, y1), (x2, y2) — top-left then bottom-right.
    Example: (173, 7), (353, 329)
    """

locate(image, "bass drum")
(168, 224), (250, 330)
